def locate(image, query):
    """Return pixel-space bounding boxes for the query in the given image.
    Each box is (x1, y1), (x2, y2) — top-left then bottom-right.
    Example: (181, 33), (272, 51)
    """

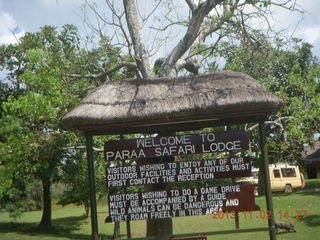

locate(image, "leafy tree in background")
(0, 24), (125, 227)
(0, 0), (310, 236)
(58, 150), (91, 217)
(219, 34), (320, 192)
(267, 40), (320, 163)
(79, 0), (303, 236)
(0, 26), (73, 225)
(58, 150), (107, 218)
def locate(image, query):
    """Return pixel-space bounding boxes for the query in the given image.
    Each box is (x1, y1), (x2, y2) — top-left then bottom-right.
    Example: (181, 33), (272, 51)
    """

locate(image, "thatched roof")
(302, 142), (320, 167)
(62, 71), (283, 134)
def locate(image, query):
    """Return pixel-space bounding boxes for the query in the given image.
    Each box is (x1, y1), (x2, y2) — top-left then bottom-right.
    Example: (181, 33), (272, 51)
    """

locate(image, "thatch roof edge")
(61, 71), (283, 133)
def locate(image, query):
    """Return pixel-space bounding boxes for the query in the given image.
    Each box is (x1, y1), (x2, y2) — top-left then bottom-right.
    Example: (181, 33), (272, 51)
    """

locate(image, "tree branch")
(149, 21), (186, 31)
(139, 0), (162, 25)
(185, 0), (197, 12)
(157, 0), (224, 77)
(123, 0), (154, 78)
(245, 116), (293, 142)
(63, 145), (103, 152)
(64, 61), (137, 79)
(177, 58), (200, 74)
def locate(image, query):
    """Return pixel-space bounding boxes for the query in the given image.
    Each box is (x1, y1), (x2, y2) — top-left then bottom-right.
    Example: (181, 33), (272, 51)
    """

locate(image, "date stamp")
(211, 210), (307, 220)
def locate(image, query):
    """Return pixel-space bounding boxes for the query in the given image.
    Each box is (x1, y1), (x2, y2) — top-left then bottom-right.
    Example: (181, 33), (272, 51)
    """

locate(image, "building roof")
(61, 71), (283, 135)
(303, 142), (320, 166)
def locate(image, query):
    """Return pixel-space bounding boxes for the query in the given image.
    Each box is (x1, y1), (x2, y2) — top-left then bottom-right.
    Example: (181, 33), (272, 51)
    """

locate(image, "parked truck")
(268, 163), (305, 193)
(237, 163), (305, 194)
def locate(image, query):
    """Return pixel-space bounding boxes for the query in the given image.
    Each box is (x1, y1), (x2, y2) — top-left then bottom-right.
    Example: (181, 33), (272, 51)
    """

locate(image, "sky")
(0, 0), (320, 57)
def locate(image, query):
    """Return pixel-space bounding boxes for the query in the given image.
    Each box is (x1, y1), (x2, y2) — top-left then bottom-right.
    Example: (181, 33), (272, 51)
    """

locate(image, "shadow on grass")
(0, 215), (112, 239)
(299, 189), (320, 197)
(297, 214), (320, 228)
(276, 231), (297, 235)
(271, 190), (320, 198)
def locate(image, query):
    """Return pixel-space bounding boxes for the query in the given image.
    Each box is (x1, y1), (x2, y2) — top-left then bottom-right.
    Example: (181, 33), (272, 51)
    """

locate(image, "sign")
(107, 156), (252, 187)
(106, 184), (260, 222)
(104, 131), (249, 161)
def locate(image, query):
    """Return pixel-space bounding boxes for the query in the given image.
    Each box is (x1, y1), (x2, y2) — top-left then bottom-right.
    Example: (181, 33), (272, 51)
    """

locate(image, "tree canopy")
(0, 24), (126, 226)
(78, 0), (309, 237)
(221, 36), (320, 163)
(1, 1), (318, 238)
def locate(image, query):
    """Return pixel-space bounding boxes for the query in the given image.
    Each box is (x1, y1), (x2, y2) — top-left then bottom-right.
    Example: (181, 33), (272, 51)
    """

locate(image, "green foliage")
(305, 179), (320, 189)
(0, 191), (320, 239)
(57, 151), (90, 207)
(220, 34), (320, 163)
(0, 24), (128, 221)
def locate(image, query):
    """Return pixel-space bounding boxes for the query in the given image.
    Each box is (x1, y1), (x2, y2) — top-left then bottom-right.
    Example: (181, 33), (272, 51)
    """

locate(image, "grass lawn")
(0, 190), (319, 240)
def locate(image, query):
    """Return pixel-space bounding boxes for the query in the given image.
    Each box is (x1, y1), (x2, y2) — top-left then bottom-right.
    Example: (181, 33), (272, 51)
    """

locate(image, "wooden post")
(121, 134), (133, 240)
(234, 212), (240, 229)
(85, 135), (99, 240)
(113, 222), (120, 239)
(258, 121), (276, 240)
(126, 220), (132, 240)
(231, 177), (240, 229)
(112, 135), (125, 240)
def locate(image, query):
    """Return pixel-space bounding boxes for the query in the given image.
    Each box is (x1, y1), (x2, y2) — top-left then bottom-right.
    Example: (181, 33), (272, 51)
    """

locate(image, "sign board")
(107, 156), (252, 187)
(104, 131), (249, 161)
(106, 184), (259, 222)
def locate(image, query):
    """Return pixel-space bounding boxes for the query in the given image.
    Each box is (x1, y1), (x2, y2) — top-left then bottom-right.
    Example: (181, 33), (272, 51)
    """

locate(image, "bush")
(305, 179), (320, 189)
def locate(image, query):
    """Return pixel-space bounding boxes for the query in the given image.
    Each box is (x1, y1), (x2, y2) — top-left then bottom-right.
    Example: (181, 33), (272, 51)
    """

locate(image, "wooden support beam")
(85, 135), (99, 240)
(258, 121), (276, 240)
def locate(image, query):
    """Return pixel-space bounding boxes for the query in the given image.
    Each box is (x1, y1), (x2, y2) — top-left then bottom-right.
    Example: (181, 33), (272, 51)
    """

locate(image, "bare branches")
(181, 0), (303, 73)
(245, 116), (293, 142)
(176, 58), (200, 74)
(103, 0), (132, 55)
(64, 61), (137, 79)
(63, 145), (103, 152)
(81, 0), (133, 56)
(157, 0), (225, 77)
(123, 0), (154, 78)
(154, 57), (199, 75)
(271, 0), (303, 13)
(149, 21), (186, 31)
(79, 0), (303, 78)
(187, 34), (223, 69)
(138, 0), (162, 25)
(185, 0), (197, 12)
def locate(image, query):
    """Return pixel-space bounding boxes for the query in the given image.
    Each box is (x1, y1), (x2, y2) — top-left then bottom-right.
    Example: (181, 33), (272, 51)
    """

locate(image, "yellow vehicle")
(237, 163), (305, 194)
(269, 163), (305, 193)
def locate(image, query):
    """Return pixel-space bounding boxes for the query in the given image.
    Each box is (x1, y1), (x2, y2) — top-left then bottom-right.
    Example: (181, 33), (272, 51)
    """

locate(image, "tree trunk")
(146, 183), (172, 239)
(147, 218), (172, 239)
(123, 0), (154, 78)
(145, 153), (174, 239)
(84, 202), (90, 218)
(113, 222), (121, 240)
(258, 163), (266, 196)
(39, 177), (52, 228)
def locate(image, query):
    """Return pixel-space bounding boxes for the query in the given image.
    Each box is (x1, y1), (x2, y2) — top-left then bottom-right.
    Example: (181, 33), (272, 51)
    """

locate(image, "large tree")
(0, 24), (125, 227)
(81, 0), (302, 78)
(222, 36), (320, 161)
(0, 0), (303, 236)
(0, 25), (82, 227)
(77, 0), (303, 238)
(219, 34), (320, 193)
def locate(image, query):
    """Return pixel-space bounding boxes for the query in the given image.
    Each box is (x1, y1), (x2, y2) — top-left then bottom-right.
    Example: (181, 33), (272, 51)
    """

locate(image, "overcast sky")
(1, 0), (320, 57)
